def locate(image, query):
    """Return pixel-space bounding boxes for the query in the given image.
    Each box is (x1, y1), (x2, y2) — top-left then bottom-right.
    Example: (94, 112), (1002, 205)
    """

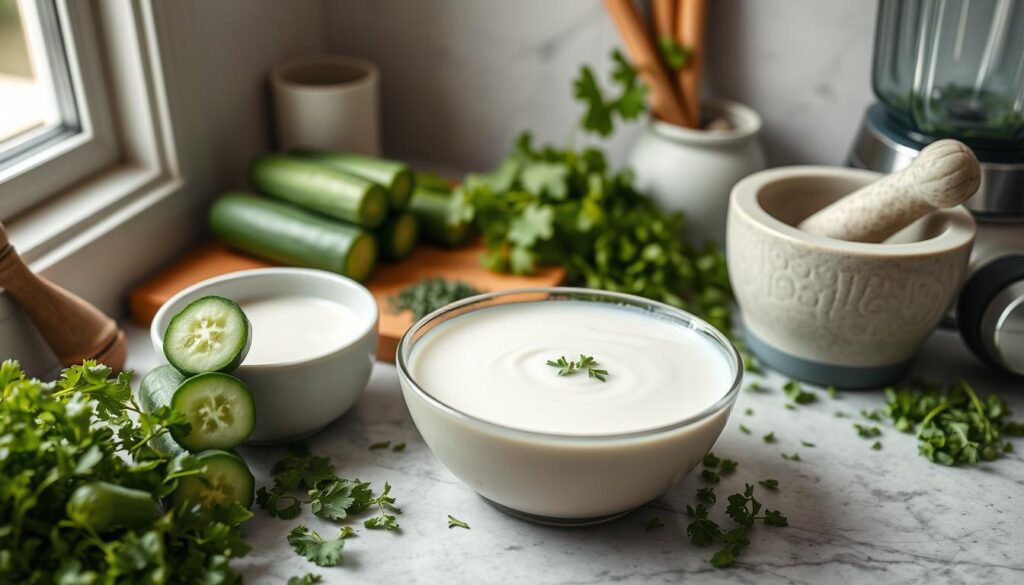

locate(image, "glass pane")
(0, 0), (65, 145)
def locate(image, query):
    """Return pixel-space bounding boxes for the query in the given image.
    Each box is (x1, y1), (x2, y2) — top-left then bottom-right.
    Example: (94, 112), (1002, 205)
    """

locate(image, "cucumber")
(170, 449), (255, 511)
(66, 482), (161, 532)
(140, 365), (255, 451)
(292, 149), (414, 210)
(409, 179), (471, 248)
(210, 193), (377, 282)
(250, 154), (388, 228)
(163, 296), (251, 375)
(377, 212), (419, 261)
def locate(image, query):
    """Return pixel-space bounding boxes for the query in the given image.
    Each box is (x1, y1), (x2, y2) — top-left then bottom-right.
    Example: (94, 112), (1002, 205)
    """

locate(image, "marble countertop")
(124, 324), (1024, 584)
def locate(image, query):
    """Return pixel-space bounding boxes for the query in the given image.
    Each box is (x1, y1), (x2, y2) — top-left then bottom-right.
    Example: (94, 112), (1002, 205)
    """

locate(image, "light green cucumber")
(163, 296), (251, 375)
(377, 212), (419, 261)
(408, 177), (471, 248)
(292, 149), (415, 210)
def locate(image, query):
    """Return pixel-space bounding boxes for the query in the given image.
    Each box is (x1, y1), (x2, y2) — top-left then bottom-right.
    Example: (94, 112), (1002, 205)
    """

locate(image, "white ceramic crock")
(150, 268), (379, 443)
(627, 98), (767, 246)
(396, 288), (742, 526)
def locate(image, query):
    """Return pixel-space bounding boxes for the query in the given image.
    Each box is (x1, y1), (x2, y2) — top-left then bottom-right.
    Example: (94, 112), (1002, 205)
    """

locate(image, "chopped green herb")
(861, 409), (883, 422)
(744, 408), (754, 416)
(746, 382), (769, 393)
(686, 483), (788, 568)
(781, 452), (801, 461)
(288, 525), (354, 567)
(364, 482), (401, 531)
(545, 354), (609, 382)
(257, 486), (302, 519)
(783, 380), (817, 405)
(835, 411), (849, 418)
(697, 487), (717, 504)
(447, 515), (470, 530)
(389, 278), (481, 320)
(800, 440), (816, 448)
(369, 441), (392, 450)
(701, 469), (721, 483)
(288, 574), (323, 585)
(309, 479), (373, 521)
(854, 424), (882, 438)
(762, 432), (776, 444)
(657, 36), (693, 70)
(685, 504), (721, 546)
(758, 479), (779, 490)
(826, 385), (838, 399)
(871, 441), (883, 451)
(784, 403), (796, 410)
(703, 452), (721, 468)
(739, 424), (751, 434)
(392, 442), (407, 452)
(573, 49), (648, 137)
(719, 459), (738, 474)
(644, 517), (665, 532)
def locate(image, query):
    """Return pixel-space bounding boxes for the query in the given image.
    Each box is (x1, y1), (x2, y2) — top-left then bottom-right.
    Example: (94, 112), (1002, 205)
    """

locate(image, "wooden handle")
(652, 0), (675, 40)
(603, 0), (690, 127)
(0, 225), (126, 371)
(675, 0), (706, 127)
(798, 139), (981, 243)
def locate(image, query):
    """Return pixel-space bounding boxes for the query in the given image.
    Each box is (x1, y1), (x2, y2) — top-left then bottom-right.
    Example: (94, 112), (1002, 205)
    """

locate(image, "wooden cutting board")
(129, 242), (565, 362)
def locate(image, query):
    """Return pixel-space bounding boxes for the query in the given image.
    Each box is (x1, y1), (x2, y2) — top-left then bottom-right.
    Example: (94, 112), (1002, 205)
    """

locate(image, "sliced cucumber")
(170, 449), (255, 511)
(163, 296), (251, 375)
(140, 366), (255, 451)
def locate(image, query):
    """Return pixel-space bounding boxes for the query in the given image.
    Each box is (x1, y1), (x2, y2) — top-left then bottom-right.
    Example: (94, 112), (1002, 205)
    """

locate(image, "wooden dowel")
(604, 0), (690, 127)
(675, 0), (707, 126)
(652, 0), (675, 41)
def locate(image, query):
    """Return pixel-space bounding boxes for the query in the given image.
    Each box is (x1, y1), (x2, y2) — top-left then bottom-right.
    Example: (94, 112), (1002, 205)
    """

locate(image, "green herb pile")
(545, 354), (609, 382)
(883, 380), (1023, 465)
(388, 277), (482, 321)
(0, 360), (251, 583)
(257, 443), (400, 570)
(454, 134), (732, 334)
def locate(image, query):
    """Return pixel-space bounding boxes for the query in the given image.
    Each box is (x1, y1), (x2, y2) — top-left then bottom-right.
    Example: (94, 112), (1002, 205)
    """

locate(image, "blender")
(849, 0), (1024, 374)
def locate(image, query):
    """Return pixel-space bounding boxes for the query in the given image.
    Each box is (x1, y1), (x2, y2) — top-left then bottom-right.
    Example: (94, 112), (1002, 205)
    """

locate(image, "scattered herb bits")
(389, 278), (481, 320)
(871, 441), (883, 451)
(364, 483), (401, 531)
(287, 574), (323, 585)
(545, 354), (609, 381)
(392, 442), (407, 452)
(762, 432), (777, 444)
(854, 424), (882, 438)
(739, 424), (752, 435)
(783, 380), (816, 405)
(369, 441), (391, 450)
(448, 515), (471, 530)
(288, 525), (354, 567)
(800, 440), (816, 448)
(758, 479), (779, 490)
(644, 517), (665, 532)
(685, 483), (788, 568)
(781, 452), (801, 462)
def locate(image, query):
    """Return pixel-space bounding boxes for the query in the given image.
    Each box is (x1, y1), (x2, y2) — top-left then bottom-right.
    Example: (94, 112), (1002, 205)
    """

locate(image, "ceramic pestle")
(0, 223), (126, 371)
(798, 139), (980, 243)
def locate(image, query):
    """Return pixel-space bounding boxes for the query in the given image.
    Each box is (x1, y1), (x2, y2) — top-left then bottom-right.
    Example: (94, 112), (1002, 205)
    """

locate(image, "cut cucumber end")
(164, 296), (251, 375)
(390, 170), (414, 209)
(360, 185), (389, 228)
(389, 213), (419, 260)
(444, 222), (472, 247)
(171, 372), (255, 451)
(345, 234), (377, 282)
(170, 450), (255, 511)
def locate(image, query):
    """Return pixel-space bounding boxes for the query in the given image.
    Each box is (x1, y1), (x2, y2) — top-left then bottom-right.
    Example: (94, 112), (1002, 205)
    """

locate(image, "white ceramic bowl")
(150, 267), (378, 443)
(396, 288), (742, 526)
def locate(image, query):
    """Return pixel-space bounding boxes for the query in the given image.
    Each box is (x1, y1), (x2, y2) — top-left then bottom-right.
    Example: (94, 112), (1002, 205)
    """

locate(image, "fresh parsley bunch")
(0, 360), (252, 583)
(454, 133), (732, 333)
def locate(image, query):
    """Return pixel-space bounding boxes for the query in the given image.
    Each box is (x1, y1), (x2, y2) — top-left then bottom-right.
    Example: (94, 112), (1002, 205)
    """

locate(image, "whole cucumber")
(210, 193), (377, 282)
(250, 154), (388, 228)
(408, 182), (471, 248)
(66, 481), (161, 532)
(292, 149), (415, 210)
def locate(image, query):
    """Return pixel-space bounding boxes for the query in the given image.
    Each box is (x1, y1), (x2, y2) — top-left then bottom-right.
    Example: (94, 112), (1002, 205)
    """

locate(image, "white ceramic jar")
(627, 98), (766, 246)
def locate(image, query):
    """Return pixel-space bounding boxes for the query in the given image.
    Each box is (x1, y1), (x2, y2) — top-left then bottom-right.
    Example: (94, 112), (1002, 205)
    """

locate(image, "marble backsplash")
(326, 0), (877, 171)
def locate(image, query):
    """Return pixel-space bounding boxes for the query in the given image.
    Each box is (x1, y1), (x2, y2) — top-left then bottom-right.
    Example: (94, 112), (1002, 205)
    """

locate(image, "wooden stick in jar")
(603, 0), (690, 127)
(652, 0), (676, 41)
(675, 0), (707, 126)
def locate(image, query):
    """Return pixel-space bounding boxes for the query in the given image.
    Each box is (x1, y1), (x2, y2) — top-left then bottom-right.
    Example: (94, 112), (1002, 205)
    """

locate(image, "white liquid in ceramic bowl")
(241, 296), (366, 365)
(410, 301), (732, 435)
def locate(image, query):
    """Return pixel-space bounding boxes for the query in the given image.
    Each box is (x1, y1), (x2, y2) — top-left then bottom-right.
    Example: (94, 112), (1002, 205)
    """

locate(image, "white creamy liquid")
(241, 296), (366, 365)
(409, 301), (734, 435)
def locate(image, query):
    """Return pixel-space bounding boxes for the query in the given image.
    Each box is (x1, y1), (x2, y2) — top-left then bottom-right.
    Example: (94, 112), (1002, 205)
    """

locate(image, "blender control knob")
(958, 256), (1024, 375)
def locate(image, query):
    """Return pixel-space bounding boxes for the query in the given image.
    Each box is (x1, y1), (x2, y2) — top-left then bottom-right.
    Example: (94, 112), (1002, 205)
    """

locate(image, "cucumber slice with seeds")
(170, 449), (255, 511)
(164, 296), (251, 374)
(140, 365), (255, 451)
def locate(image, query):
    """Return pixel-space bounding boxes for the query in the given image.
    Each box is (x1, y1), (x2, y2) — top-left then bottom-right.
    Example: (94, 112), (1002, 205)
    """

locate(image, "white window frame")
(0, 0), (119, 220)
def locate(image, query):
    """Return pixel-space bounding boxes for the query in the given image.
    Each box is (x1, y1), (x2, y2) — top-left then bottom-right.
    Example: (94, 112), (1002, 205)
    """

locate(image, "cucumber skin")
(293, 149), (414, 209)
(378, 212), (419, 261)
(171, 372), (255, 451)
(66, 482), (161, 533)
(170, 449), (255, 510)
(140, 367), (255, 451)
(250, 154), (387, 227)
(408, 186), (471, 248)
(210, 193), (377, 281)
(163, 296), (251, 375)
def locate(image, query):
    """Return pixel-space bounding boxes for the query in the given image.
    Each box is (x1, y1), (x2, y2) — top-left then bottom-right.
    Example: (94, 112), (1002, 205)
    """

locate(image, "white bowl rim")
(395, 287), (743, 443)
(731, 165), (977, 257)
(150, 267), (379, 370)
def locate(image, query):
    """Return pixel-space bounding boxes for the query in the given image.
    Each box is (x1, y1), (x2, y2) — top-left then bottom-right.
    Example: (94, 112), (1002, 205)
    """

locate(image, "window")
(0, 0), (116, 220)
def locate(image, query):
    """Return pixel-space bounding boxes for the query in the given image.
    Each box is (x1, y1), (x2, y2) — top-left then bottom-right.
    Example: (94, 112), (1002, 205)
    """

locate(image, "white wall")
(325, 0), (877, 170)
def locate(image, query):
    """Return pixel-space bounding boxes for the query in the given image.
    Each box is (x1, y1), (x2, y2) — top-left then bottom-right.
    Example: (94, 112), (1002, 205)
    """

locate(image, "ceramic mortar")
(726, 166), (976, 388)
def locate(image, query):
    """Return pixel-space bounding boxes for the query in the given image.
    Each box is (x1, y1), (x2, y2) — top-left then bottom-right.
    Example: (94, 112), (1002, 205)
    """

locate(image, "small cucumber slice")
(164, 295), (251, 374)
(171, 372), (255, 451)
(170, 449), (255, 511)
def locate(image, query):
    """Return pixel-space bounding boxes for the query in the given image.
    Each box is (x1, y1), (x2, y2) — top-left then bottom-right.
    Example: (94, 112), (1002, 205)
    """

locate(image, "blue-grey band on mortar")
(745, 331), (911, 389)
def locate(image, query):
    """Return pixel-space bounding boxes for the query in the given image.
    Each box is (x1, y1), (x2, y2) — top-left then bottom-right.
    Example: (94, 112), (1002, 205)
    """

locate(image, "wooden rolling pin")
(798, 139), (980, 243)
(0, 224), (126, 371)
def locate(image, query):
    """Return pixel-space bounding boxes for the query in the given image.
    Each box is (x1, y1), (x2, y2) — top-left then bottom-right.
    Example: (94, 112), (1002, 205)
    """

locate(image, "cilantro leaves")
(310, 479), (373, 521)
(546, 354), (610, 382)
(448, 515), (471, 530)
(573, 49), (647, 137)
(288, 525), (355, 567)
(686, 483), (788, 568)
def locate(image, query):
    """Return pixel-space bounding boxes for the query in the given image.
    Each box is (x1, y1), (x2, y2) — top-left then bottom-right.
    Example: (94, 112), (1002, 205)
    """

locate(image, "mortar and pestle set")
(727, 140), (978, 388)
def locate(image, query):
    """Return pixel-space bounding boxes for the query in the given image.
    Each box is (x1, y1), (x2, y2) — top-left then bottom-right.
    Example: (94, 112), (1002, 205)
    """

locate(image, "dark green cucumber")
(377, 212), (419, 261)
(408, 179), (471, 248)
(292, 149), (414, 210)
(170, 449), (255, 511)
(250, 154), (388, 228)
(66, 482), (161, 532)
(163, 296), (251, 375)
(210, 193), (377, 282)
(140, 365), (255, 451)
